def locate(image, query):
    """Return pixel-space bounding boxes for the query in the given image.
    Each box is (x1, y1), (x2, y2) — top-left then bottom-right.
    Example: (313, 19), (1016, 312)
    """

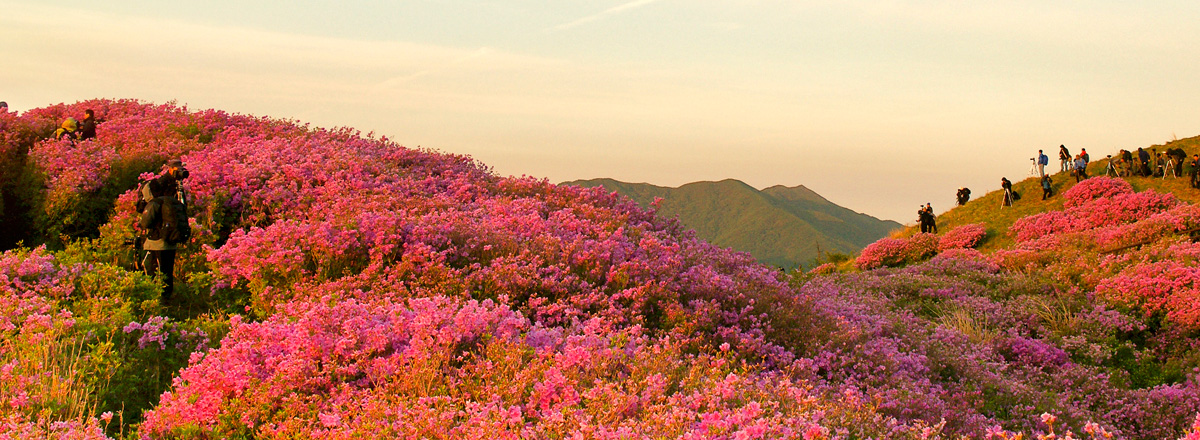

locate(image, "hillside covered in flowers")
(2, 100), (1199, 439)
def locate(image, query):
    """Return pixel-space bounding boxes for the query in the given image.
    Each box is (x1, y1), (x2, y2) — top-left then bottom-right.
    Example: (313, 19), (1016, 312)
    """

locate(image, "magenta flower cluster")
(856, 233), (939, 270)
(938, 223), (988, 251)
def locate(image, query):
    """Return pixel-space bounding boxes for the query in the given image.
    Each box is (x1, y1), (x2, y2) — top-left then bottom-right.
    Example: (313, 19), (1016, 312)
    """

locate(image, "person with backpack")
(54, 118), (78, 140)
(1073, 154), (1088, 182)
(956, 187), (971, 206)
(1037, 150), (1049, 177)
(137, 159), (191, 300)
(1058, 145), (1070, 173)
(1041, 175), (1053, 200)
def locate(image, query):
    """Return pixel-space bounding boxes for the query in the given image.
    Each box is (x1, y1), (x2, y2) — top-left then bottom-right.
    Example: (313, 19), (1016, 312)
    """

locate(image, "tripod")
(1029, 159), (1040, 176)
(1001, 188), (1013, 209)
(1106, 162), (1119, 177)
(1164, 158), (1177, 179)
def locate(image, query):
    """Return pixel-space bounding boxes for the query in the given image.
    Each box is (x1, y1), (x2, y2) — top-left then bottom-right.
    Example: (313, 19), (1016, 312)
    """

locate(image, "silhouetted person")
(1119, 149), (1134, 176)
(924, 203), (936, 233)
(0, 102), (7, 112)
(79, 109), (97, 140)
(917, 205), (930, 233)
(1138, 148), (1151, 176)
(1168, 148), (1186, 177)
(956, 187), (971, 206)
(1191, 154), (1200, 189)
(1058, 145), (1070, 173)
(1001, 177), (1014, 207)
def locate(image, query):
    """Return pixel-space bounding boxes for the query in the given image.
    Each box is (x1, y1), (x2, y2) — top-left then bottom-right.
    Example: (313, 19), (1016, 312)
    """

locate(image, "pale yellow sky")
(4, 1), (1199, 222)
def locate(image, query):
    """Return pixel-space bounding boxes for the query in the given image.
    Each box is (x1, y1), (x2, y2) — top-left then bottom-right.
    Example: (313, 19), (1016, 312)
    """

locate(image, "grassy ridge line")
(906, 135), (1200, 251)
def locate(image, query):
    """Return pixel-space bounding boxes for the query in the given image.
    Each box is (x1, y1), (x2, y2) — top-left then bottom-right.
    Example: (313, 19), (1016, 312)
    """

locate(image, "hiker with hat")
(0, 102), (8, 112)
(136, 159), (192, 301)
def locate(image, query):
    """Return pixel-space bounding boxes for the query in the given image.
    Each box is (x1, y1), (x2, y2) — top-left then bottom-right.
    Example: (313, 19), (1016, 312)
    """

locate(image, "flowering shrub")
(1011, 190), (1178, 242)
(856, 233), (939, 270)
(938, 223), (988, 251)
(1095, 259), (1200, 327)
(1062, 176), (1134, 208)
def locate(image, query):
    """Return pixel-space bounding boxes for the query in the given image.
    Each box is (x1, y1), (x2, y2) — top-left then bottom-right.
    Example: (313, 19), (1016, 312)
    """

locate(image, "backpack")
(158, 196), (192, 245)
(135, 182), (150, 214)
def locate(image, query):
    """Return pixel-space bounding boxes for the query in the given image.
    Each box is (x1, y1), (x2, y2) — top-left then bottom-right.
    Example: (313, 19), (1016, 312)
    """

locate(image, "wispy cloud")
(549, 0), (666, 32)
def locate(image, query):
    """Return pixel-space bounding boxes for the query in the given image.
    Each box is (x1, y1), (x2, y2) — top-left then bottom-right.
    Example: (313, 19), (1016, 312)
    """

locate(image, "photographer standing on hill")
(1058, 145), (1070, 173)
(956, 187), (971, 206)
(1037, 150), (1049, 177)
(1191, 154), (1200, 189)
(1001, 177), (1014, 208)
(1073, 154), (1088, 182)
(1138, 148), (1151, 176)
(138, 159), (191, 301)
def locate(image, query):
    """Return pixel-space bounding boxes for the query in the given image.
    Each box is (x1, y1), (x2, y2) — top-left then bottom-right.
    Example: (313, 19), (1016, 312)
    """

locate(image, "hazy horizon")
(5, 0), (1199, 222)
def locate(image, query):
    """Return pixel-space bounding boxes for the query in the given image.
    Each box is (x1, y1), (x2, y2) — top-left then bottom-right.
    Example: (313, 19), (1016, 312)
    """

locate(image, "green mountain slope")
(562, 178), (901, 269)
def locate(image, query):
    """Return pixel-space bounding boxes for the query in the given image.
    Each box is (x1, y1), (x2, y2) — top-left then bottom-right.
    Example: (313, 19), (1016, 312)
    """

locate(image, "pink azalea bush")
(1062, 176), (1135, 208)
(938, 223), (987, 251)
(1011, 189), (1178, 242)
(856, 233), (938, 270)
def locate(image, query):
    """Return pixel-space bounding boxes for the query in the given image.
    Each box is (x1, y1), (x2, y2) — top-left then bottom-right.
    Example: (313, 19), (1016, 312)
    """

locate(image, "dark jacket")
(79, 117), (97, 140)
(139, 179), (186, 251)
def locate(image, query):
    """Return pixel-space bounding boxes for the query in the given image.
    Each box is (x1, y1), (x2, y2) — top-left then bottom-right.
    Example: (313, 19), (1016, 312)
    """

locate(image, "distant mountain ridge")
(562, 178), (901, 269)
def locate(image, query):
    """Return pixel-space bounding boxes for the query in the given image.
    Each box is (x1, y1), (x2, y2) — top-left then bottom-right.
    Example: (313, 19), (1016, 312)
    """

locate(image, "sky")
(3, 0), (1199, 222)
